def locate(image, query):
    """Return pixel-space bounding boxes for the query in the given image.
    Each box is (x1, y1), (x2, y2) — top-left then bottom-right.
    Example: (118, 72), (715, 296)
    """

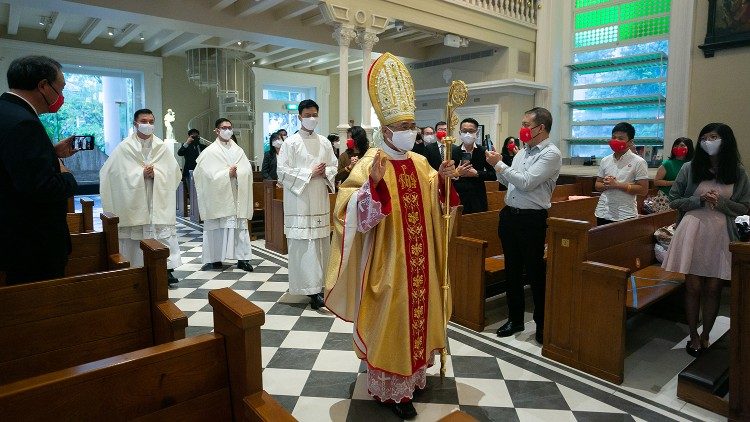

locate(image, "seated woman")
(654, 137), (694, 196)
(335, 125), (369, 185)
(662, 123), (750, 357)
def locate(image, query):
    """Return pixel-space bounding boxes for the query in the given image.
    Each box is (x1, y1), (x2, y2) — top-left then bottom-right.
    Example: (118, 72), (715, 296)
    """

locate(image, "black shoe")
(237, 260), (254, 272)
(308, 293), (325, 310)
(535, 327), (544, 344)
(496, 321), (524, 337)
(212, 261), (222, 269)
(383, 401), (417, 420)
(686, 341), (702, 357)
(167, 270), (179, 286)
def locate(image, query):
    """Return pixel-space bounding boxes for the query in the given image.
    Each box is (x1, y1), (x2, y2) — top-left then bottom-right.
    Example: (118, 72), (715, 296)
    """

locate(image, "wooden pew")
(543, 211), (681, 384)
(0, 288), (294, 422)
(484, 180), (499, 192)
(263, 179), (287, 254)
(0, 239), (187, 385)
(66, 197), (94, 233)
(728, 242), (750, 421)
(65, 212), (130, 277)
(450, 195), (599, 331)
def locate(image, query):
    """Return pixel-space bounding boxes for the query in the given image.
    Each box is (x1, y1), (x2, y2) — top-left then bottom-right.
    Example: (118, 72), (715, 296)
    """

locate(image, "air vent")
(408, 49), (495, 70)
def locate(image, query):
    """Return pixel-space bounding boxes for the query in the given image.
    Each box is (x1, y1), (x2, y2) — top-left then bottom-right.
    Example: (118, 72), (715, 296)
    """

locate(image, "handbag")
(643, 190), (670, 214)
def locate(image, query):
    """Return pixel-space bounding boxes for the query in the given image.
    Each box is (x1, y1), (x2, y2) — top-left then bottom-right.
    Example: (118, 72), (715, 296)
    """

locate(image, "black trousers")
(498, 206), (548, 328)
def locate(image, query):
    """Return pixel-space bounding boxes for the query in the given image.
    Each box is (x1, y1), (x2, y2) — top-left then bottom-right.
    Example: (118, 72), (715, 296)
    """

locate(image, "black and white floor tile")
(77, 197), (727, 421)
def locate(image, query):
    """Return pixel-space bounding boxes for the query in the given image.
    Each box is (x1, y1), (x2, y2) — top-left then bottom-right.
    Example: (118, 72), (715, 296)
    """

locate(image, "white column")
(664, 1), (696, 146)
(358, 29), (379, 137)
(333, 24), (357, 140)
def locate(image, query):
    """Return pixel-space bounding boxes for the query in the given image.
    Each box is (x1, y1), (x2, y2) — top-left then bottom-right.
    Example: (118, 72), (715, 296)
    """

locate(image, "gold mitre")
(367, 52), (416, 126)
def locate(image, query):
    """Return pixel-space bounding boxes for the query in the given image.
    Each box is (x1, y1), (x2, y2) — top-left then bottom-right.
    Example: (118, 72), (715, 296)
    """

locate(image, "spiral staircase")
(185, 48), (256, 161)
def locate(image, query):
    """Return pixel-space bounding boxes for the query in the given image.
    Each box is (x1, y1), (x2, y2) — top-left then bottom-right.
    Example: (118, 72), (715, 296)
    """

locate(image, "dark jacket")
(0, 92), (78, 279)
(177, 139), (206, 179)
(424, 141), (461, 171)
(453, 144), (497, 214)
(411, 141), (427, 157)
(261, 149), (278, 180)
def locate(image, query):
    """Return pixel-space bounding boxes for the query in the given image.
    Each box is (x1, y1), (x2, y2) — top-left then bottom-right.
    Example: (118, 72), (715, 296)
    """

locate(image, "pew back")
(65, 212), (129, 277)
(66, 197), (94, 234)
(551, 183), (583, 202)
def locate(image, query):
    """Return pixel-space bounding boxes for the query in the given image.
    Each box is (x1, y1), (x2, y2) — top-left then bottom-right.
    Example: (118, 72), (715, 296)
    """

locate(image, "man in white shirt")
(193, 118), (254, 272)
(594, 122), (650, 225)
(277, 99), (337, 309)
(485, 107), (562, 344)
(100, 108), (183, 285)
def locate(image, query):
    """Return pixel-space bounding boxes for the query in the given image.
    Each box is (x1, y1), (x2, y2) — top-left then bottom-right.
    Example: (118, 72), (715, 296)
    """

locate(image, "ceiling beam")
(259, 49), (309, 66)
(313, 58), (362, 72)
(415, 36), (445, 48)
(251, 46), (293, 59)
(380, 28), (421, 41)
(395, 32), (435, 44)
(212, 0), (238, 11)
(7, 4), (21, 35)
(113, 23), (143, 47)
(143, 29), (180, 52)
(78, 18), (106, 45)
(160, 33), (212, 56)
(274, 3), (318, 20)
(46, 12), (66, 40)
(300, 12), (327, 26)
(235, 0), (285, 17)
(277, 52), (333, 69)
(292, 53), (337, 69)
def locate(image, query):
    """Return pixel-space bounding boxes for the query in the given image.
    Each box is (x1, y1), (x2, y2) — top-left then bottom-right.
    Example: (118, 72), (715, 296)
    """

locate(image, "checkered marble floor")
(164, 216), (725, 422)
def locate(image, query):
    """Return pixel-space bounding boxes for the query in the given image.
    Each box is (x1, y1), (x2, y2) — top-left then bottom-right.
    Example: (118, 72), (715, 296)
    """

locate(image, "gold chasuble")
(325, 147), (451, 377)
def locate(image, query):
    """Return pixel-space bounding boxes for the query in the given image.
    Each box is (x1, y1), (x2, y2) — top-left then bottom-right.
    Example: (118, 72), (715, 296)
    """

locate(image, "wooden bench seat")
(544, 210), (681, 384)
(0, 288), (294, 421)
(450, 195), (598, 331)
(0, 239), (186, 385)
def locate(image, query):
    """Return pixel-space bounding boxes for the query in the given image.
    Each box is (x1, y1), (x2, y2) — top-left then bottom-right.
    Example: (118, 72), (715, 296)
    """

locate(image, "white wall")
(252, 67), (331, 156)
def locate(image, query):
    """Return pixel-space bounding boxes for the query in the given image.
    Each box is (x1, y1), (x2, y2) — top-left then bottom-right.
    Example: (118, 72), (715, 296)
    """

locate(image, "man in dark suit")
(177, 128), (207, 184)
(453, 117), (497, 214)
(424, 121), (461, 171)
(0, 55), (78, 284)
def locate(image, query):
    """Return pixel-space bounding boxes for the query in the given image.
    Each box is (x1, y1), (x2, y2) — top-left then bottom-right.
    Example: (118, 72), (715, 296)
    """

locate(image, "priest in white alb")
(277, 99), (337, 310)
(193, 118), (254, 272)
(100, 108), (183, 285)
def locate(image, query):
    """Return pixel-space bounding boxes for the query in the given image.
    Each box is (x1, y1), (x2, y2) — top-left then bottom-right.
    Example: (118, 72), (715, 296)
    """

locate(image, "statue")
(164, 108), (175, 140)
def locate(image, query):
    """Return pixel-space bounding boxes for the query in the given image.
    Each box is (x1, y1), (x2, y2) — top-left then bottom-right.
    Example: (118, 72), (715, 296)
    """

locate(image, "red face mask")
(519, 125), (539, 143)
(43, 81), (64, 113)
(672, 146), (688, 158)
(346, 138), (355, 150)
(436, 130), (447, 141)
(608, 139), (629, 153)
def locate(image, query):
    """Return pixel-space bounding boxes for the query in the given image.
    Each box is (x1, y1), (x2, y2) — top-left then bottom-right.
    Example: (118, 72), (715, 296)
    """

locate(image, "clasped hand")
(311, 162), (326, 177)
(143, 164), (155, 179)
(229, 165), (237, 178)
(702, 189), (720, 208)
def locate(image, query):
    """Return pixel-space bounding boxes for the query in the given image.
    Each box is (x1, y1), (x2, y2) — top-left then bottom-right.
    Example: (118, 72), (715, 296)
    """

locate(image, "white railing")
(446, 0), (537, 25)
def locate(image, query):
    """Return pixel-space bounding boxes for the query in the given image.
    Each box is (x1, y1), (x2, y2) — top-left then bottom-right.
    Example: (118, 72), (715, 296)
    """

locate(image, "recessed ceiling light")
(38, 16), (46, 26)
(107, 27), (115, 37)
(139, 32), (145, 41)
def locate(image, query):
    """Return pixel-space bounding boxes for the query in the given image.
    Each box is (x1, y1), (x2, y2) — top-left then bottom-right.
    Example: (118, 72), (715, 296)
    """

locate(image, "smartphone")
(460, 152), (472, 165)
(74, 135), (95, 151)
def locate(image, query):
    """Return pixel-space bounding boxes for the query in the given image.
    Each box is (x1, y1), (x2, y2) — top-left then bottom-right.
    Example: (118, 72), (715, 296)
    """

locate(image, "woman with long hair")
(261, 131), (283, 180)
(501, 136), (519, 166)
(654, 137), (694, 196)
(336, 125), (369, 184)
(663, 123), (750, 356)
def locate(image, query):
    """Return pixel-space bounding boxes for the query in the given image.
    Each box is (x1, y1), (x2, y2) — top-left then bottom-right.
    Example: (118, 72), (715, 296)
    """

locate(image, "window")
(567, 0), (671, 166)
(260, 85), (316, 150)
(262, 85), (314, 102)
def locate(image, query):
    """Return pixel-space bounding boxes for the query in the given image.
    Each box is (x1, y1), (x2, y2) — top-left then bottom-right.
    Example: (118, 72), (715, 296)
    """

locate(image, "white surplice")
(193, 138), (254, 264)
(277, 129), (337, 295)
(100, 133), (183, 269)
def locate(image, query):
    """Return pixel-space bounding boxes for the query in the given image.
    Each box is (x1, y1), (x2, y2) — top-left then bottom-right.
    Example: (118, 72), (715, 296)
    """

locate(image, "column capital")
(357, 30), (379, 51)
(333, 24), (358, 47)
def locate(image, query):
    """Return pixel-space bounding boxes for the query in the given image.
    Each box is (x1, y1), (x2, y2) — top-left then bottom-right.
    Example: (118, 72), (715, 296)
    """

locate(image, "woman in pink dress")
(663, 123), (750, 356)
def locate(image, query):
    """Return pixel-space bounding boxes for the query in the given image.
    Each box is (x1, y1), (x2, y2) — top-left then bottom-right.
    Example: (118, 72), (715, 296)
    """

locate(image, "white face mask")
(272, 140), (282, 149)
(701, 138), (722, 156)
(218, 128), (233, 141)
(460, 132), (477, 145)
(333, 141), (340, 150)
(301, 117), (318, 131)
(387, 127), (417, 152)
(136, 123), (154, 136)
(423, 134), (436, 144)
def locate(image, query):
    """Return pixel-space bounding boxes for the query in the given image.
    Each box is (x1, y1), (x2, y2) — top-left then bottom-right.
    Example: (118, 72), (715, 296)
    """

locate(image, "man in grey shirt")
(485, 107), (561, 344)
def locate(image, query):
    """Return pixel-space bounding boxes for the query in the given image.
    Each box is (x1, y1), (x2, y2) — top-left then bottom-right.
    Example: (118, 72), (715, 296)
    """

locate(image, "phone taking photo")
(460, 152), (472, 165)
(74, 135), (95, 151)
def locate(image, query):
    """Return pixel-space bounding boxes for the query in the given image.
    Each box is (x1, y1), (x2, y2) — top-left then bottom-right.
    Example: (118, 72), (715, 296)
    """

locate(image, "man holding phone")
(177, 128), (206, 185)
(453, 117), (497, 214)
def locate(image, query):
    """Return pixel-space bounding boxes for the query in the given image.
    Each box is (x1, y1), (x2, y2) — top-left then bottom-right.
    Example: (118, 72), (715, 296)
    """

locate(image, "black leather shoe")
(237, 260), (254, 272)
(309, 294), (325, 310)
(686, 341), (702, 357)
(212, 261), (223, 269)
(382, 401), (417, 420)
(167, 270), (178, 286)
(535, 327), (544, 344)
(496, 321), (524, 337)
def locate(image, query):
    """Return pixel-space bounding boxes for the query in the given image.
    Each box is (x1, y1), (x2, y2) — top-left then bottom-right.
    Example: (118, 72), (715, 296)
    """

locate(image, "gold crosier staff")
(439, 80), (468, 378)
